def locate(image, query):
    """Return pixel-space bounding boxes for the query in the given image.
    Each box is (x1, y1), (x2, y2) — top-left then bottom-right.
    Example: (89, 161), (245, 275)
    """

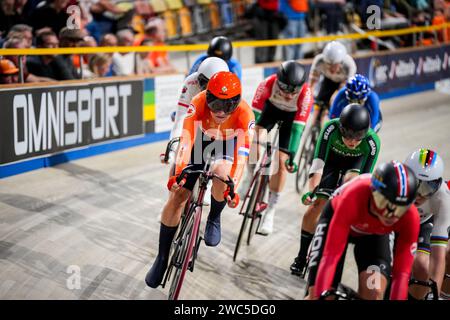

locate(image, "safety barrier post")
(185, 51), (191, 72)
(18, 55), (24, 83)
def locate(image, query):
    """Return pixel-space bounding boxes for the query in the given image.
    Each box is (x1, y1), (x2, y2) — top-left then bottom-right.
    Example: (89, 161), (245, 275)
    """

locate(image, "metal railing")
(1, 23), (449, 83)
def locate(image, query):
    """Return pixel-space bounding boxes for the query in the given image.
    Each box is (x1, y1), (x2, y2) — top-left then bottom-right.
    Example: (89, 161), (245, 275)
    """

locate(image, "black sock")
(158, 223), (178, 259)
(297, 230), (314, 260)
(208, 195), (226, 221)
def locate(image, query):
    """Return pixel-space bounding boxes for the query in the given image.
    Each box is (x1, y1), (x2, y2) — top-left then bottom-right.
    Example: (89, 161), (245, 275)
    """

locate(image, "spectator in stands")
(0, 58), (19, 84)
(0, 0), (26, 37)
(59, 27), (85, 79)
(3, 36), (52, 82)
(88, 53), (112, 77)
(136, 38), (153, 75)
(396, 0), (431, 25)
(74, 35), (98, 78)
(432, 7), (449, 42)
(99, 33), (117, 76)
(112, 28), (136, 75)
(99, 32), (118, 47)
(252, 0), (284, 63)
(130, 0), (155, 35)
(143, 17), (176, 74)
(7, 24), (33, 47)
(315, 0), (346, 34)
(86, 0), (134, 43)
(30, 0), (70, 35)
(26, 30), (77, 80)
(279, 0), (308, 60)
(188, 36), (242, 80)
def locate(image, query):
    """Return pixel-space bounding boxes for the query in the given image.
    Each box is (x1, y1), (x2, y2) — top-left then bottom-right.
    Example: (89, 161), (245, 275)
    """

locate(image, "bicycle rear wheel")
(233, 172), (260, 262)
(168, 206), (201, 300)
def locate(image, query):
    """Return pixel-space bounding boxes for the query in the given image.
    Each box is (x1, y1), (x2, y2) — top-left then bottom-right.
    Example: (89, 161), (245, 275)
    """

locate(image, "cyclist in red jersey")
(241, 61), (313, 235)
(306, 161), (420, 300)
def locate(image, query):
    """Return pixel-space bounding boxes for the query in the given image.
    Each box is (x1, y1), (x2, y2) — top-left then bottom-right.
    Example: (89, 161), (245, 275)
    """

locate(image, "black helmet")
(339, 103), (370, 140)
(276, 60), (306, 93)
(371, 161), (418, 218)
(207, 36), (233, 61)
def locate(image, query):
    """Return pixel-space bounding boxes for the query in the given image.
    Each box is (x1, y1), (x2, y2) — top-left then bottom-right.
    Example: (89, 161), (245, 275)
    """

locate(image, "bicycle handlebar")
(162, 137), (180, 163)
(176, 167), (236, 199)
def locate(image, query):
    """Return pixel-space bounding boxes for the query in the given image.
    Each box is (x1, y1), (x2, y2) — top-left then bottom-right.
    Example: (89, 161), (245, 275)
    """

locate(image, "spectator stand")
(148, 0), (254, 44)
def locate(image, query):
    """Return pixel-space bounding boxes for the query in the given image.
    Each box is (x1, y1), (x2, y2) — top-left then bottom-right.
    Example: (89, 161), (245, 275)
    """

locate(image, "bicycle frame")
(295, 105), (325, 194)
(162, 155), (235, 300)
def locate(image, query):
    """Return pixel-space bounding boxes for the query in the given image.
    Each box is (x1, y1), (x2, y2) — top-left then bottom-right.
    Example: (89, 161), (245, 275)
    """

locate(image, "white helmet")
(198, 57), (229, 80)
(405, 149), (444, 197)
(323, 41), (347, 64)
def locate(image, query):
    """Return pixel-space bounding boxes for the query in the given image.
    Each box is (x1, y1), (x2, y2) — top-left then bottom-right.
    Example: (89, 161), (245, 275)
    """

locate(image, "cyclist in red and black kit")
(306, 161), (420, 300)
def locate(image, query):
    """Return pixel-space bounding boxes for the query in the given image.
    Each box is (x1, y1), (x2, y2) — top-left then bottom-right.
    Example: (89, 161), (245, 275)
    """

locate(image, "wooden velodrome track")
(1, 90), (449, 300)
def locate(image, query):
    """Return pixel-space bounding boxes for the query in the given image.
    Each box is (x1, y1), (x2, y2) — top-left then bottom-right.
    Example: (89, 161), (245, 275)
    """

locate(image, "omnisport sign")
(0, 79), (143, 165)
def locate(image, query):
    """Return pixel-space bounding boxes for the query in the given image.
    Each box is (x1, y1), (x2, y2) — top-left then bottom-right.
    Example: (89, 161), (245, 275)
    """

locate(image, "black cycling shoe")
(290, 257), (307, 278)
(204, 218), (221, 247)
(145, 255), (168, 288)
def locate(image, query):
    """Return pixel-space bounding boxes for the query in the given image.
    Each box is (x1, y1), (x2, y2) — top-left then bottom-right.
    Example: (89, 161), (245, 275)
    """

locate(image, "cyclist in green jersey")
(290, 103), (381, 276)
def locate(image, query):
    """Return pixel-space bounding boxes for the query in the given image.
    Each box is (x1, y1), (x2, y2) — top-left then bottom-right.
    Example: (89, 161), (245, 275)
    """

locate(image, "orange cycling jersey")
(175, 91), (255, 188)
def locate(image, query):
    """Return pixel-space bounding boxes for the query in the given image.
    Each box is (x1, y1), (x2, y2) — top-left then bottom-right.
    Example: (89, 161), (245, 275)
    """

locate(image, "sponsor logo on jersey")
(182, 86), (188, 94)
(308, 222), (328, 268)
(368, 138), (377, 156)
(323, 124), (335, 140)
(186, 104), (195, 118)
(331, 145), (363, 157)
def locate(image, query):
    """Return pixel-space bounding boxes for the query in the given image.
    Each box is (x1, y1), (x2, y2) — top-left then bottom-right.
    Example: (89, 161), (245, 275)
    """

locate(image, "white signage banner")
(154, 74), (185, 133)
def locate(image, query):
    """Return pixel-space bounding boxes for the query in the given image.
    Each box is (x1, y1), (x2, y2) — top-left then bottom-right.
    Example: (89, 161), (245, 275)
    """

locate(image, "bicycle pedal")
(255, 202), (268, 213)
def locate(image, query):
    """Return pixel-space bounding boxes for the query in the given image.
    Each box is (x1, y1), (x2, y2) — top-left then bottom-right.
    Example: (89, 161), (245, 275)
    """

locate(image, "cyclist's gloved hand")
(167, 175), (184, 191)
(301, 191), (317, 205)
(224, 188), (240, 208)
(285, 159), (298, 173)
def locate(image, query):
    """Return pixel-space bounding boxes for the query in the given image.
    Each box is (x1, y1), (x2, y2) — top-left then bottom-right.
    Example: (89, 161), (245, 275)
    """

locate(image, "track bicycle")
(295, 101), (327, 194)
(233, 121), (296, 261)
(160, 154), (236, 300)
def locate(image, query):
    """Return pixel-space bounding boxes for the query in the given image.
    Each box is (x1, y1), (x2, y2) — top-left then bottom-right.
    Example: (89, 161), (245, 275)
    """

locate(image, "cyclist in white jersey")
(405, 149), (450, 300)
(169, 57), (229, 145)
(308, 41), (357, 128)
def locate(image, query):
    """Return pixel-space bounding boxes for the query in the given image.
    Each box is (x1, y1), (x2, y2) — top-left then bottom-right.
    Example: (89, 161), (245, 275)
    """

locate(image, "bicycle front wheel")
(168, 206), (201, 300)
(296, 129), (314, 194)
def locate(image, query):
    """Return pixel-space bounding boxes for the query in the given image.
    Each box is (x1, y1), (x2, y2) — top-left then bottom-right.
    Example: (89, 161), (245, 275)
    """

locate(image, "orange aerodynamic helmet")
(206, 71), (241, 114)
